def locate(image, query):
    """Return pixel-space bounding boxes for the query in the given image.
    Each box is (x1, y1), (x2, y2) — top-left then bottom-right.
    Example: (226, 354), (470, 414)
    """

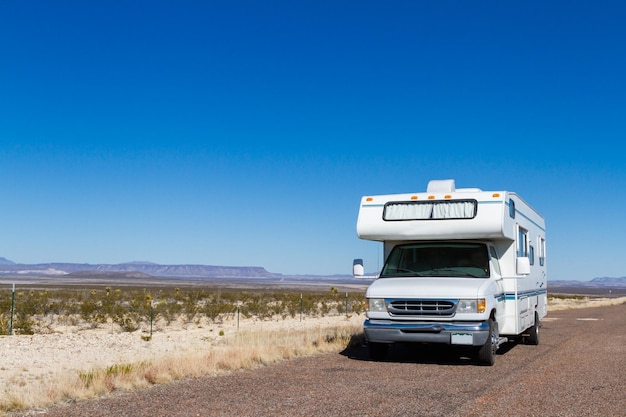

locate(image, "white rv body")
(355, 179), (547, 365)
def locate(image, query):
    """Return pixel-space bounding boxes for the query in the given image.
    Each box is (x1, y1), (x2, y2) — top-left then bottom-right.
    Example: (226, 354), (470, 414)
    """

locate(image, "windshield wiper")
(432, 268), (483, 278)
(382, 268), (425, 277)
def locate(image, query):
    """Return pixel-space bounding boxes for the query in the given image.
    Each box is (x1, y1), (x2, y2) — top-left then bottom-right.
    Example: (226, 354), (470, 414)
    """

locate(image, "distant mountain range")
(549, 276), (626, 288)
(0, 258), (281, 279)
(0, 257), (624, 287)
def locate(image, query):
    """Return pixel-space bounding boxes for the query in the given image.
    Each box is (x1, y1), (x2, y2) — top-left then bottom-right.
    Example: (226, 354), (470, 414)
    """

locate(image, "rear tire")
(368, 342), (389, 361)
(525, 312), (540, 345)
(477, 318), (498, 366)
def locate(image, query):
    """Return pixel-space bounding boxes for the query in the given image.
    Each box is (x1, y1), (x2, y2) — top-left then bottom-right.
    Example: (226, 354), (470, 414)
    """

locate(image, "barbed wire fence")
(1, 284), (366, 336)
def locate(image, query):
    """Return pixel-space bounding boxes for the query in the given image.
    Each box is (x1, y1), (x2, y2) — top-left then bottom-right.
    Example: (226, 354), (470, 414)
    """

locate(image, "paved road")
(38, 303), (625, 417)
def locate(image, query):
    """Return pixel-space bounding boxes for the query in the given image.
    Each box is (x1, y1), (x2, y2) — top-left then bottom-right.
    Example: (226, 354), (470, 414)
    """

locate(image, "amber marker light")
(492, 193), (500, 198)
(428, 195), (435, 199)
(478, 299), (486, 313)
(366, 197), (373, 201)
(411, 195), (418, 200)
(444, 195), (451, 199)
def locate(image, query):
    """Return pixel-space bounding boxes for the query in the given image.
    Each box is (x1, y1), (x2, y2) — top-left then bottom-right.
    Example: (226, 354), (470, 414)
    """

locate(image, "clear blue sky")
(1, 1), (624, 280)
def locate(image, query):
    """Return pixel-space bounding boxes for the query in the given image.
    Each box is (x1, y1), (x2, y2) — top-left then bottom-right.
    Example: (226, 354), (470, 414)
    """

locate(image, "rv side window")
(517, 226), (529, 257)
(509, 199), (516, 218)
(489, 246), (502, 276)
(529, 245), (535, 266)
(538, 237), (546, 266)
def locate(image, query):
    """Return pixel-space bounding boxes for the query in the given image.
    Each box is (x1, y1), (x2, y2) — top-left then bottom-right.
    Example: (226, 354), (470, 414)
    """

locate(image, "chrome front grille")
(387, 299), (457, 316)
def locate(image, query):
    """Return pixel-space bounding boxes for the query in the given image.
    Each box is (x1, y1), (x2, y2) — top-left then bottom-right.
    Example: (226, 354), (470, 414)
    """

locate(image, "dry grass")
(0, 316), (363, 415)
(547, 295), (626, 311)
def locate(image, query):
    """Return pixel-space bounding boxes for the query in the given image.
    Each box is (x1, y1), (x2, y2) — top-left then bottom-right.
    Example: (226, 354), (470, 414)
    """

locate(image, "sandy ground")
(0, 313), (362, 404)
(1, 296), (624, 409)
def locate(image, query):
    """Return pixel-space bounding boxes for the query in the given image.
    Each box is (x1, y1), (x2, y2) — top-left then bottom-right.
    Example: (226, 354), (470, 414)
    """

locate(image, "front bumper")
(364, 319), (490, 346)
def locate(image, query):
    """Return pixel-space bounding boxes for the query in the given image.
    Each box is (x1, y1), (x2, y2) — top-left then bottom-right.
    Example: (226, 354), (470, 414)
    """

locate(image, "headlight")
(368, 298), (387, 312)
(457, 298), (486, 314)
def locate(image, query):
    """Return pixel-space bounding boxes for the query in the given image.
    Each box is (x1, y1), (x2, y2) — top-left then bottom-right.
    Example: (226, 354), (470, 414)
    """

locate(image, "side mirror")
(353, 259), (364, 277)
(516, 257), (530, 275)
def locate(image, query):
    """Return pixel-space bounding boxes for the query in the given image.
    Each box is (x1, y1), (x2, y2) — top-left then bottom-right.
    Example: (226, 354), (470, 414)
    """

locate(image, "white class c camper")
(354, 179), (547, 365)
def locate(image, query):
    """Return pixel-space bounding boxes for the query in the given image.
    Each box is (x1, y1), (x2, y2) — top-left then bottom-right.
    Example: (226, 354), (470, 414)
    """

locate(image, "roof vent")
(427, 179), (456, 193)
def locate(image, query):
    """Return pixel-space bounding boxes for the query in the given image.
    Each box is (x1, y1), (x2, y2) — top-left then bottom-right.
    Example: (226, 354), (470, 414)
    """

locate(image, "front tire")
(477, 318), (498, 366)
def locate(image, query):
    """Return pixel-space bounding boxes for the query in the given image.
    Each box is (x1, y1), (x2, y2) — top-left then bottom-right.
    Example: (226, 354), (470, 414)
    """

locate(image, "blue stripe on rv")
(504, 288), (548, 301)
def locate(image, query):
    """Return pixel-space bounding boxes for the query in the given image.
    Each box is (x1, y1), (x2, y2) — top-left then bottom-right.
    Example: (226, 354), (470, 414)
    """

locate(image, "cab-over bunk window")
(383, 200), (477, 221)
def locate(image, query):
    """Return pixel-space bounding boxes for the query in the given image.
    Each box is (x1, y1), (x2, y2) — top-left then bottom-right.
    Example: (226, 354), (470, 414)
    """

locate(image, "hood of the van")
(365, 277), (490, 299)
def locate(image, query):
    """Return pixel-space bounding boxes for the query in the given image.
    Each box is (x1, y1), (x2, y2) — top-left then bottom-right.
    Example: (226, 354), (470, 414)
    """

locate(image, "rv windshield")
(379, 242), (490, 278)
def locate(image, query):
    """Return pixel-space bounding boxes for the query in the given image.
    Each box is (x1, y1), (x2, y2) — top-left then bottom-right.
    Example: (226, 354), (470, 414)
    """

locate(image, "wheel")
(525, 312), (540, 345)
(368, 342), (389, 361)
(477, 318), (498, 366)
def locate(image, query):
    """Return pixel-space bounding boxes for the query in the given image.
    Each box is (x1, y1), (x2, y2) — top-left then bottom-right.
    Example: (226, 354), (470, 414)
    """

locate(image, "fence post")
(300, 293), (303, 322)
(9, 283), (15, 335)
(345, 292), (349, 317)
(150, 302), (153, 337)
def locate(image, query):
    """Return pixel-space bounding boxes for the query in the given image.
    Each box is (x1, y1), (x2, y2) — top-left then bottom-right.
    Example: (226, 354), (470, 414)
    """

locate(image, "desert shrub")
(0, 285), (366, 334)
(548, 293), (587, 300)
(349, 297), (366, 315)
(13, 311), (35, 335)
(0, 293), (11, 335)
(79, 298), (101, 323)
(182, 291), (201, 322)
(0, 313), (9, 334)
(319, 299), (331, 316)
(282, 293), (301, 318)
(114, 314), (141, 332)
(300, 293), (321, 317)
(157, 297), (183, 325)
(202, 295), (236, 323)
